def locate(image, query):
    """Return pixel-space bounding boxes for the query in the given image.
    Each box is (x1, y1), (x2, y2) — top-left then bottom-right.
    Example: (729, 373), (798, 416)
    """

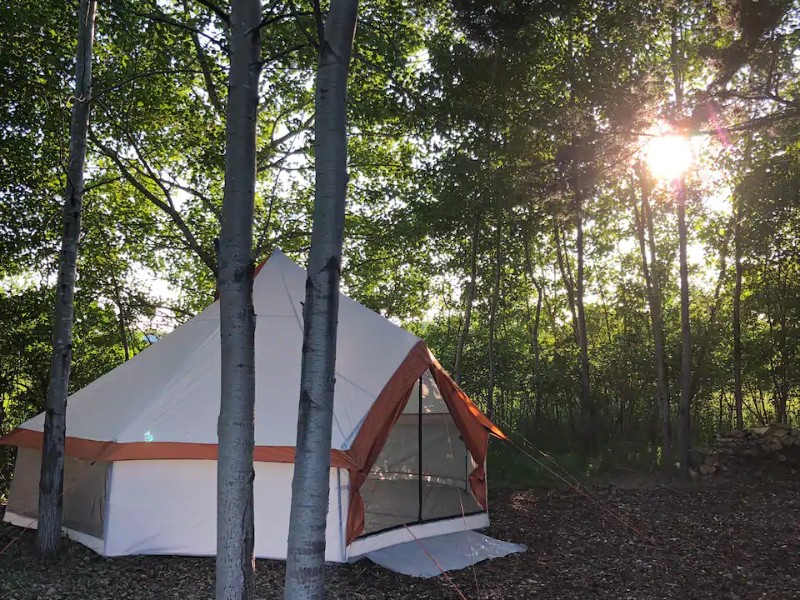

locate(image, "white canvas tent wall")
(1, 250), (505, 561)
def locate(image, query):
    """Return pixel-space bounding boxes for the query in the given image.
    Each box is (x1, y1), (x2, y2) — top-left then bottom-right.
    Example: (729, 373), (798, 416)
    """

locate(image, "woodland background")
(3, 0), (800, 497)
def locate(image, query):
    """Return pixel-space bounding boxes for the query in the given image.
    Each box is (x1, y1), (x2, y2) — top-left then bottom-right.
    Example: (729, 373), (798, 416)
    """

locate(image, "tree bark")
(574, 189), (594, 458)
(677, 182), (692, 476)
(486, 212), (503, 421)
(36, 0), (96, 558)
(284, 0), (358, 597)
(216, 0), (261, 597)
(633, 170), (672, 470)
(453, 213), (480, 386)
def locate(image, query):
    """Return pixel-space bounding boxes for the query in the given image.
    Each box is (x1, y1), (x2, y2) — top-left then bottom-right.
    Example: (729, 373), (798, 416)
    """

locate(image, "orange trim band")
(0, 428), (357, 470)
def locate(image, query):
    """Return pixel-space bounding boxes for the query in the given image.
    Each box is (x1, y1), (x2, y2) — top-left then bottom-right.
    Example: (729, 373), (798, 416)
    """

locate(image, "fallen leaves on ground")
(2, 478), (799, 599)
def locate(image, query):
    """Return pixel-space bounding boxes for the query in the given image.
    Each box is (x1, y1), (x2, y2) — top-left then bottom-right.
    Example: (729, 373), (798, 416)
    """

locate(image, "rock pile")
(690, 423), (800, 477)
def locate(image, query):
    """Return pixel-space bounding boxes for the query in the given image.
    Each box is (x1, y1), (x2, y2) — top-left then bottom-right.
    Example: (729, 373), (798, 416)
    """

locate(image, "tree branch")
(84, 176), (121, 192)
(89, 128), (218, 277)
(256, 111), (314, 171)
(94, 68), (204, 99)
(191, 32), (225, 116)
(110, 1), (227, 49)
(287, 0), (319, 49)
(259, 43), (309, 68)
(309, 0), (324, 45)
(195, 0), (230, 25)
(160, 178), (222, 220)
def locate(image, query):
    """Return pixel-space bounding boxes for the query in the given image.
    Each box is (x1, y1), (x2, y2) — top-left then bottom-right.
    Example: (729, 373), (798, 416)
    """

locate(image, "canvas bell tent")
(1, 250), (505, 561)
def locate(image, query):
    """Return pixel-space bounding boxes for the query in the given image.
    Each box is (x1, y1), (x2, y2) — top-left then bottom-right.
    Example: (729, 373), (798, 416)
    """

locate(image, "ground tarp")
(359, 530), (526, 578)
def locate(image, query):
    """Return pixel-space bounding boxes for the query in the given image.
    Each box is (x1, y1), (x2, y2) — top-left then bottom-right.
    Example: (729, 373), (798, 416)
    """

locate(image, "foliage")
(4, 0), (800, 496)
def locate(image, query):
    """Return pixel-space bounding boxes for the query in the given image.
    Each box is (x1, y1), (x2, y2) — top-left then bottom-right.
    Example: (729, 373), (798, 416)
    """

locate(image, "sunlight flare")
(642, 133), (693, 181)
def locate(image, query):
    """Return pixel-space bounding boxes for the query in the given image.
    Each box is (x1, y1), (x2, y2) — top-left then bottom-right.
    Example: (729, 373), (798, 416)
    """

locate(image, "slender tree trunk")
(453, 213), (480, 386)
(284, 1), (358, 597)
(532, 288), (543, 422)
(486, 212), (504, 420)
(109, 271), (130, 361)
(522, 229), (543, 425)
(554, 221), (579, 345)
(733, 200), (744, 429)
(677, 182), (692, 476)
(777, 305), (789, 423)
(216, 0), (261, 597)
(0, 389), (5, 486)
(689, 221), (732, 404)
(36, 0), (96, 558)
(633, 171), (672, 471)
(117, 301), (130, 361)
(671, 7), (692, 476)
(574, 190), (594, 458)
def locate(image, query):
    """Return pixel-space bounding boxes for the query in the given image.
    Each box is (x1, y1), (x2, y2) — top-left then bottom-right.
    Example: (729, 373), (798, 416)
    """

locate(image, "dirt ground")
(2, 478), (799, 599)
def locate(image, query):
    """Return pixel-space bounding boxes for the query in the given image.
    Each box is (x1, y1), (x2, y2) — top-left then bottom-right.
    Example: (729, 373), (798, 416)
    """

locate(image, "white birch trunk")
(37, 0), (96, 557)
(284, 0), (358, 597)
(216, 0), (261, 598)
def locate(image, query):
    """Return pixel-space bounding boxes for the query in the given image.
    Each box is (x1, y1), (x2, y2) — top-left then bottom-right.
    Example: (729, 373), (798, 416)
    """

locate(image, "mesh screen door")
(7, 447), (108, 538)
(360, 371), (482, 536)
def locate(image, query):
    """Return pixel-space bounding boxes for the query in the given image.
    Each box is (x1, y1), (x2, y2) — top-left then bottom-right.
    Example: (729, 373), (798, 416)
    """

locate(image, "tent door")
(359, 371), (483, 537)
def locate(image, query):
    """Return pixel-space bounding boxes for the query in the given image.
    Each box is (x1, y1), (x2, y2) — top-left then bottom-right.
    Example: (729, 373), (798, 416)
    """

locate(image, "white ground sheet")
(360, 530), (527, 578)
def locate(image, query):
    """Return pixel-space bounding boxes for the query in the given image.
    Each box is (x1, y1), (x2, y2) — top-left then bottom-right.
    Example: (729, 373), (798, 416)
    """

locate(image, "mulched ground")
(2, 478), (799, 599)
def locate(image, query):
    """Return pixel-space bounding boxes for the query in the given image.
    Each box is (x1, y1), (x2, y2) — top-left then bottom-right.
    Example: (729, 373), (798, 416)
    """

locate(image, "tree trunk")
(733, 199), (744, 429)
(216, 0), (261, 597)
(284, 0), (358, 598)
(677, 183), (692, 476)
(689, 220), (732, 405)
(117, 300), (130, 361)
(36, 0), (96, 558)
(109, 269), (130, 361)
(486, 212), (504, 421)
(633, 170), (672, 470)
(532, 286), (543, 425)
(453, 213), (480, 386)
(671, 8), (691, 476)
(522, 232), (544, 426)
(777, 303), (789, 423)
(0, 381), (6, 434)
(574, 190), (594, 458)
(554, 221), (579, 345)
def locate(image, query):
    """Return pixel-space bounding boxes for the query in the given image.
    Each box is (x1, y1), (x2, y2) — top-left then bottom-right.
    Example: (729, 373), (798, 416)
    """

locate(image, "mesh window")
(361, 372), (482, 535)
(7, 447), (108, 538)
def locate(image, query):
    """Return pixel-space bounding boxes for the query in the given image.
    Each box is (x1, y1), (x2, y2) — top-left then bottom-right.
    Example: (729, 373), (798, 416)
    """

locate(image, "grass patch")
(489, 437), (658, 490)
